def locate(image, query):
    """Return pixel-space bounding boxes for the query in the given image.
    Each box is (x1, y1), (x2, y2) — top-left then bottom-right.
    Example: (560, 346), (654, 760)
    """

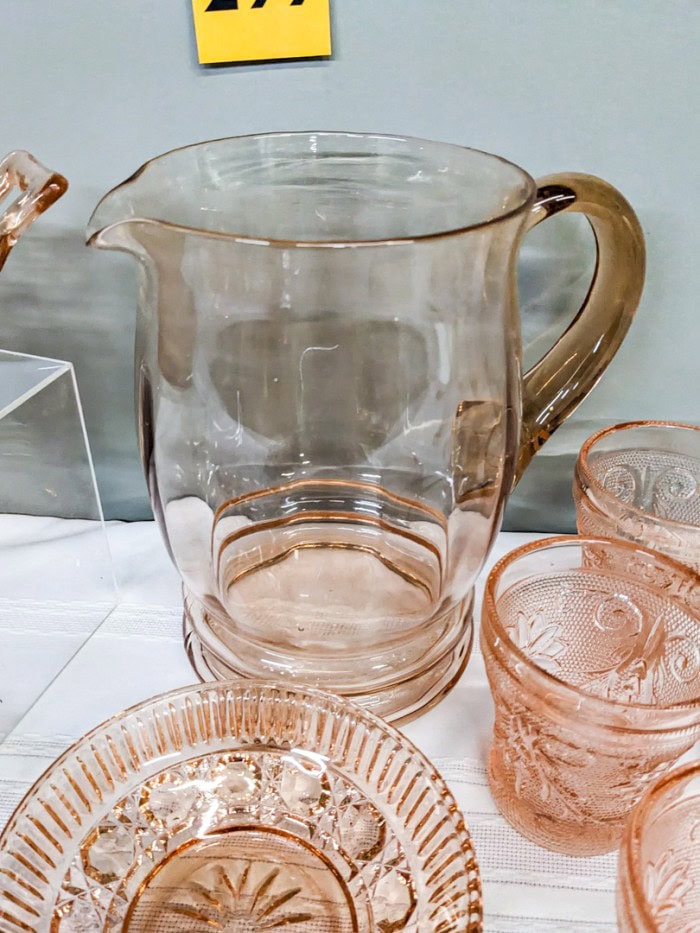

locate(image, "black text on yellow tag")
(192, 0), (332, 65)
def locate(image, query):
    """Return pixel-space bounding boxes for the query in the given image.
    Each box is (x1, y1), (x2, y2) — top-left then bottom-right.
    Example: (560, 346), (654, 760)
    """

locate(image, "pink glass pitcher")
(88, 132), (645, 722)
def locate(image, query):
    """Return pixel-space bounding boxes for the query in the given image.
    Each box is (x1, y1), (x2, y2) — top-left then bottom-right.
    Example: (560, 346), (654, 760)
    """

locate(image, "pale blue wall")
(2, 1), (698, 526)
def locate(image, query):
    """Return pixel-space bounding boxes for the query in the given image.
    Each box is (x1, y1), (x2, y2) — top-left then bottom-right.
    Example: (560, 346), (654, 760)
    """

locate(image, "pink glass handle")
(515, 173), (646, 483)
(0, 150), (68, 272)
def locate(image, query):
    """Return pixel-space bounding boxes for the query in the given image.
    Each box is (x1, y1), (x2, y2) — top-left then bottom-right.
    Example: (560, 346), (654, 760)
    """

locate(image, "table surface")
(0, 522), (632, 932)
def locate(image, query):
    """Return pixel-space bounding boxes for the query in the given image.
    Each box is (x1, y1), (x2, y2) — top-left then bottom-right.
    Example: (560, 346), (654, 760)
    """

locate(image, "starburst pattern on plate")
(164, 862), (314, 931)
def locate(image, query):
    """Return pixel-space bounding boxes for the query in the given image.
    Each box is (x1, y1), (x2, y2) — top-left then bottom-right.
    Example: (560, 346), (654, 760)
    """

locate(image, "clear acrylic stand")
(0, 349), (116, 744)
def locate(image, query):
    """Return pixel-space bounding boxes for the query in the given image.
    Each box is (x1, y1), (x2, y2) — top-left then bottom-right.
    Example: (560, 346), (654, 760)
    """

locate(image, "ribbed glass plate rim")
(0, 680), (482, 932)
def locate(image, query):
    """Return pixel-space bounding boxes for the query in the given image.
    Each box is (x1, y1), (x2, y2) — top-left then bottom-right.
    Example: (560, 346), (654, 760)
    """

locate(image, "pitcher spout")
(86, 181), (151, 254)
(86, 152), (189, 254)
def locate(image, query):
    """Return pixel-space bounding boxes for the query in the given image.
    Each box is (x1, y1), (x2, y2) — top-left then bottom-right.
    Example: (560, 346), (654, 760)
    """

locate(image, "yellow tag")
(192, 0), (331, 65)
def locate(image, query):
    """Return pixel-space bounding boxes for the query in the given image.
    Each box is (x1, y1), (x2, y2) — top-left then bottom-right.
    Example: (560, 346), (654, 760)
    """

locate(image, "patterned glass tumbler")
(618, 761), (700, 932)
(574, 421), (700, 572)
(481, 536), (700, 856)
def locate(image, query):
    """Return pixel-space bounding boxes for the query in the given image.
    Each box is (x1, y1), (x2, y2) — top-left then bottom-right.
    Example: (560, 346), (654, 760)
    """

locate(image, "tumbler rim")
(576, 420), (700, 534)
(620, 759), (700, 932)
(482, 534), (700, 721)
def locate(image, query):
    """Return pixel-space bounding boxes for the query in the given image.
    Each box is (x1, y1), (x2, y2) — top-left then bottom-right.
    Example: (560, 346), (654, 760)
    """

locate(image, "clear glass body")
(481, 535), (700, 857)
(0, 351), (116, 744)
(575, 421), (700, 573)
(0, 154), (114, 745)
(88, 133), (645, 721)
(618, 761), (700, 932)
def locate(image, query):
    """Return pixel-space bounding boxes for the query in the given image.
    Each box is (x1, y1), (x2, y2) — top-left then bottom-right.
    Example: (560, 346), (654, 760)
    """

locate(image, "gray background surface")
(1, 1), (698, 527)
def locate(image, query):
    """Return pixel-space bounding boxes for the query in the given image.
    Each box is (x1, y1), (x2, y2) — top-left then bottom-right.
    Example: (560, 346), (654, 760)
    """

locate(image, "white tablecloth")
(0, 522), (621, 932)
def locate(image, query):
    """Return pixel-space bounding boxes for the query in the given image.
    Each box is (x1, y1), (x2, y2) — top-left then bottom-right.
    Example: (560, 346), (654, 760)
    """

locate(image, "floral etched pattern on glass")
(643, 851), (694, 932)
(0, 682), (482, 932)
(481, 536), (700, 856)
(618, 763), (700, 932)
(506, 610), (567, 675)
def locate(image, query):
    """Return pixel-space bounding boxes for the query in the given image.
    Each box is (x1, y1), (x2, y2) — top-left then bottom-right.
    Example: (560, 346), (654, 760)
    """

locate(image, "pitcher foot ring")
(183, 593), (472, 725)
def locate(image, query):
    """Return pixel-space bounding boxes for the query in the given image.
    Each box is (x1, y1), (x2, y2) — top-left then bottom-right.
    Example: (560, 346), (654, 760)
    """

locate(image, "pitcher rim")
(87, 130), (538, 249)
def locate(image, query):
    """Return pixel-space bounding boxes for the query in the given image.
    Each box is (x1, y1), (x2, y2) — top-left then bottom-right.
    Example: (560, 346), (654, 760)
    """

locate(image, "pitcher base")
(183, 591), (473, 725)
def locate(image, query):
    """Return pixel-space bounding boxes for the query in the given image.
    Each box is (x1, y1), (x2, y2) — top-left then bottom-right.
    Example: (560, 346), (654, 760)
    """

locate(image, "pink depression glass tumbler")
(481, 535), (700, 857)
(575, 421), (700, 573)
(618, 761), (700, 932)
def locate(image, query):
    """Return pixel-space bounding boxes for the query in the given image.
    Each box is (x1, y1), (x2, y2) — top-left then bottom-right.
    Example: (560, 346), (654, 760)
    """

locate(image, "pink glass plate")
(0, 681), (482, 932)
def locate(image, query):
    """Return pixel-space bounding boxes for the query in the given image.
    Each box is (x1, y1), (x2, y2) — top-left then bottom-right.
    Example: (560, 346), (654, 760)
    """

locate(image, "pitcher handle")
(514, 173), (645, 484)
(0, 150), (68, 272)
